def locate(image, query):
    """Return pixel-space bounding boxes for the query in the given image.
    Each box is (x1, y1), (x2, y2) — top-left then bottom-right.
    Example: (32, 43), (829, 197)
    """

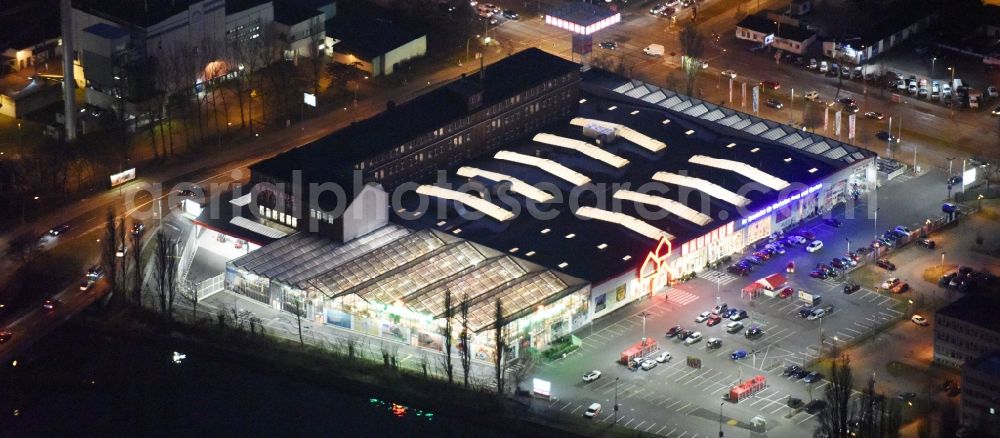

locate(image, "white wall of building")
(381, 35), (426, 75)
(590, 270), (640, 321)
(342, 184), (389, 241)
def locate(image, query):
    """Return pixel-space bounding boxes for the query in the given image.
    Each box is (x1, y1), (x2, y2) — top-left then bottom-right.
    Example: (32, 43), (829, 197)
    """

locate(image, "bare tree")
(152, 230), (179, 319)
(291, 292), (306, 346)
(101, 210), (120, 297)
(493, 298), (508, 396)
(182, 281), (200, 322)
(305, 17), (327, 99)
(129, 223), (145, 304)
(442, 288), (455, 384)
(460, 293), (472, 388)
(818, 355), (854, 438)
(510, 350), (537, 395)
(679, 22), (706, 96)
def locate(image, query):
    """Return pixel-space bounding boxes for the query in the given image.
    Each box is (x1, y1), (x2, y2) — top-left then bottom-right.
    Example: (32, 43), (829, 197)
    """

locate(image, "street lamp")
(978, 194), (984, 210)
(719, 402), (725, 437)
(614, 377), (620, 424)
(874, 207), (880, 241)
(941, 251), (946, 269)
(846, 238), (851, 256)
(932, 57), (937, 78)
(639, 311), (651, 340)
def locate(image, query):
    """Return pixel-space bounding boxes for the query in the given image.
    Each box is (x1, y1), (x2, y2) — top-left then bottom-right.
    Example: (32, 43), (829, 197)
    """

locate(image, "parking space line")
(559, 401), (571, 411)
(675, 431), (688, 438)
(675, 402), (691, 412)
(664, 400), (683, 410)
(770, 405), (786, 415)
(656, 425), (667, 435)
(635, 420), (647, 430)
(571, 405), (583, 415)
(797, 413), (816, 424)
(645, 422), (657, 432)
(625, 418), (635, 427)
(656, 397), (671, 406)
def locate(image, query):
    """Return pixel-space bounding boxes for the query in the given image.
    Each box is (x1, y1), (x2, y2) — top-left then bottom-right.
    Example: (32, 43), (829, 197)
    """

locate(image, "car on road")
(695, 311), (712, 323)
(911, 315), (928, 326)
(42, 298), (59, 310)
(761, 80), (780, 90)
(809, 270), (827, 279)
(765, 98), (783, 109)
(87, 265), (105, 280)
(844, 282), (861, 294)
(707, 338), (722, 349)
(666, 325), (683, 338)
(779, 287), (794, 299)
(583, 370), (602, 382)
(655, 352), (672, 363)
(584, 403), (602, 418)
(804, 90), (819, 101)
(948, 175), (963, 186)
(807, 308), (826, 320)
(730, 349), (748, 360)
(802, 371), (824, 383)
(725, 321), (744, 333)
(721, 70), (737, 79)
(881, 277), (900, 289)
(643, 44), (665, 56)
(706, 315), (723, 326)
(898, 392), (918, 401)
(805, 399), (828, 414)
(131, 222), (145, 236)
(0, 331), (11, 343)
(641, 359), (657, 370)
(599, 41), (618, 50)
(116, 244), (128, 258)
(806, 240), (824, 252)
(649, 4), (667, 14)
(807, 58), (818, 69)
(501, 9), (518, 19)
(684, 331), (703, 344)
(842, 103), (860, 114)
(915, 238), (936, 249)
(993, 104), (1000, 116)
(875, 130), (899, 143)
(876, 259), (896, 271)
(864, 111), (884, 120)
(79, 279), (95, 291)
(48, 224), (71, 236)
(838, 97), (856, 106)
(745, 327), (763, 339)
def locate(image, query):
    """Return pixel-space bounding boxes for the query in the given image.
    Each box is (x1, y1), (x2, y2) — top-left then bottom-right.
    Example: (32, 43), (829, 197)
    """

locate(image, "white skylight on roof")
(608, 106), (618, 111)
(622, 255), (632, 261)
(784, 157), (792, 162)
(579, 98), (587, 103)
(565, 233), (575, 239)
(688, 155), (791, 191)
(436, 220), (447, 226)
(750, 147), (760, 153)
(541, 228), (550, 234)
(532, 133), (629, 169)
(416, 185), (515, 222)
(558, 262), (569, 268)
(510, 247), (519, 253)
(652, 171), (752, 207)
(575, 206), (674, 241)
(230, 193), (251, 207)
(685, 130), (695, 135)
(569, 118), (666, 152)
(230, 216), (288, 239)
(525, 251), (536, 256)
(613, 190), (712, 226)
(452, 228), (462, 234)
(456, 166), (555, 203)
(726, 143), (736, 148)
(494, 150), (591, 186)
(630, 110), (639, 115)
(662, 119), (671, 124)
(597, 243), (608, 250)
(808, 167), (818, 173)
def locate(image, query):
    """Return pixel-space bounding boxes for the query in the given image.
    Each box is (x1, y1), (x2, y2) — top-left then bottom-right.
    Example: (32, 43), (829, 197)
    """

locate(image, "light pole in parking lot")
(932, 57), (937, 78)
(639, 311), (651, 341)
(614, 377), (620, 424)
(941, 251), (946, 270)
(873, 207), (880, 241)
(846, 238), (850, 256)
(718, 402), (725, 437)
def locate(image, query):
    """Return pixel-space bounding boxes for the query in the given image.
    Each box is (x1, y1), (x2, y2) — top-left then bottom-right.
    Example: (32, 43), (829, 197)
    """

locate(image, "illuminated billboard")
(109, 168), (136, 187)
(544, 13), (621, 35)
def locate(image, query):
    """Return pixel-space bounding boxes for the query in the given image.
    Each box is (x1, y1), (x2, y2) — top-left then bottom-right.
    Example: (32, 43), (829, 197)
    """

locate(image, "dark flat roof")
(251, 48), (581, 185)
(325, 1), (422, 60)
(737, 14), (815, 42)
(396, 78), (848, 284)
(545, 2), (618, 26)
(0, 0), (59, 51)
(274, 0), (323, 25)
(73, 0), (211, 28)
(853, 4), (937, 47)
(937, 294), (1000, 334)
(83, 23), (129, 40)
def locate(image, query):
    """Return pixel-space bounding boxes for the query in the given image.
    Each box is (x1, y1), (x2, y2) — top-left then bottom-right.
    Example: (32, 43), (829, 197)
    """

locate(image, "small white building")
(735, 14), (817, 55)
(327, 9), (426, 76)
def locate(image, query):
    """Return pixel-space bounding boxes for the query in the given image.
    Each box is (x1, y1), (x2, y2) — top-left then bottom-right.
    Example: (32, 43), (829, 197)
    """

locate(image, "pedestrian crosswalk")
(700, 270), (739, 286)
(664, 288), (699, 306)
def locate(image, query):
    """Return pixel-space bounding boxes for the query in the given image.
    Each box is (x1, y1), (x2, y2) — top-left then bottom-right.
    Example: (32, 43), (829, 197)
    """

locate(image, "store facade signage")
(739, 183), (822, 226)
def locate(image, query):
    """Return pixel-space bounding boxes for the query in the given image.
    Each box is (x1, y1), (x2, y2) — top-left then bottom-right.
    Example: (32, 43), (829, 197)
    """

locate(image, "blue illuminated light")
(739, 183), (822, 226)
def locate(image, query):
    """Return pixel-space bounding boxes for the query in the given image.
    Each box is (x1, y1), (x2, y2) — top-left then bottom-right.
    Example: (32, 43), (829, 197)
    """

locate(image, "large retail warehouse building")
(214, 48), (876, 359)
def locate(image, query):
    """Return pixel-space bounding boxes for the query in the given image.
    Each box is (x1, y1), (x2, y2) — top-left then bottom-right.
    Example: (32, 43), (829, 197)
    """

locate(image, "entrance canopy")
(757, 273), (787, 290)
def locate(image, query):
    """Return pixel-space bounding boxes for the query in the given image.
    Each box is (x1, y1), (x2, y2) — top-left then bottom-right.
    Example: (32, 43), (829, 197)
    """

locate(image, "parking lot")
(528, 169), (952, 437)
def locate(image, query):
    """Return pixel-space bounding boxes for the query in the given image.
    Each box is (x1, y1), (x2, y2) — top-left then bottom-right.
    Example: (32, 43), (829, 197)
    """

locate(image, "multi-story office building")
(934, 294), (1000, 368)
(961, 352), (1000, 430)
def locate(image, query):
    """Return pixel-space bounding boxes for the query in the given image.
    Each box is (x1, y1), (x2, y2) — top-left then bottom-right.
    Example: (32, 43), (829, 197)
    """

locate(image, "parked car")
(599, 40), (619, 50)
(684, 331), (703, 344)
(802, 371), (824, 383)
(726, 321), (744, 333)
(808, 59), (818, 70)
(788, 235), (807, 244)
(655, 352), (672, 363)
(707, 338), (722, 349)
(843, 282), (861, 294)
(917, 239), (936, 249)
(805, 399), (828, 414)
(730, 349), (749, 360)
(665, 325), (683, 338)
(649, 4), (667, 14)
(729, 310), (748, 321)
(799, 307), (815, 318)
(838, 97), (856, 106)
(831, 258), (846, 269)
(695, 311), (712, 323)
(713, 303), (729, 315)
(890, 282), (910, 294)
(876, 259), (896, 271)
(875, 130), (899, 143)
(584, 403), (602, 418)
(911, 315), (929, 326)
(809, 270), (827, 279)
(765, 98), (784, 109)
(824, 218), (843, 227)
(784, 364), (804, 376)
(807, 308), (826, 320)
(641, 359), (657, 370)
(806, 240), (824, 252)
(804, 90), (819, 101)
(583, 370), (602, 382)
(501, 9), (519, 19)
(778, 287), (794, 299)
(881, 277), (900, 289)
(745, 327), (763, 339)
(706, 315), (723, 326)
(788, 397), (804, 409)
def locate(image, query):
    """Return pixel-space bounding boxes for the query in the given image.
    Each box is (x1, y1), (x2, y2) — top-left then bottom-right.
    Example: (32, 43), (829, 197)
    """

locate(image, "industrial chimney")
(60, 0), (76, 142)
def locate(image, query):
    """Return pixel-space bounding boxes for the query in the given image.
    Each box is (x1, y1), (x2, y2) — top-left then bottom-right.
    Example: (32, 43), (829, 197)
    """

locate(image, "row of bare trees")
(817, 356), (903, 438)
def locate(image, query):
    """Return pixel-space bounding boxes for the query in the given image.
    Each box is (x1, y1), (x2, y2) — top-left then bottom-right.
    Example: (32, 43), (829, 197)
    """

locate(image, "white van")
(819, 61), (829, 73)
(643, 44), (665, 56)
